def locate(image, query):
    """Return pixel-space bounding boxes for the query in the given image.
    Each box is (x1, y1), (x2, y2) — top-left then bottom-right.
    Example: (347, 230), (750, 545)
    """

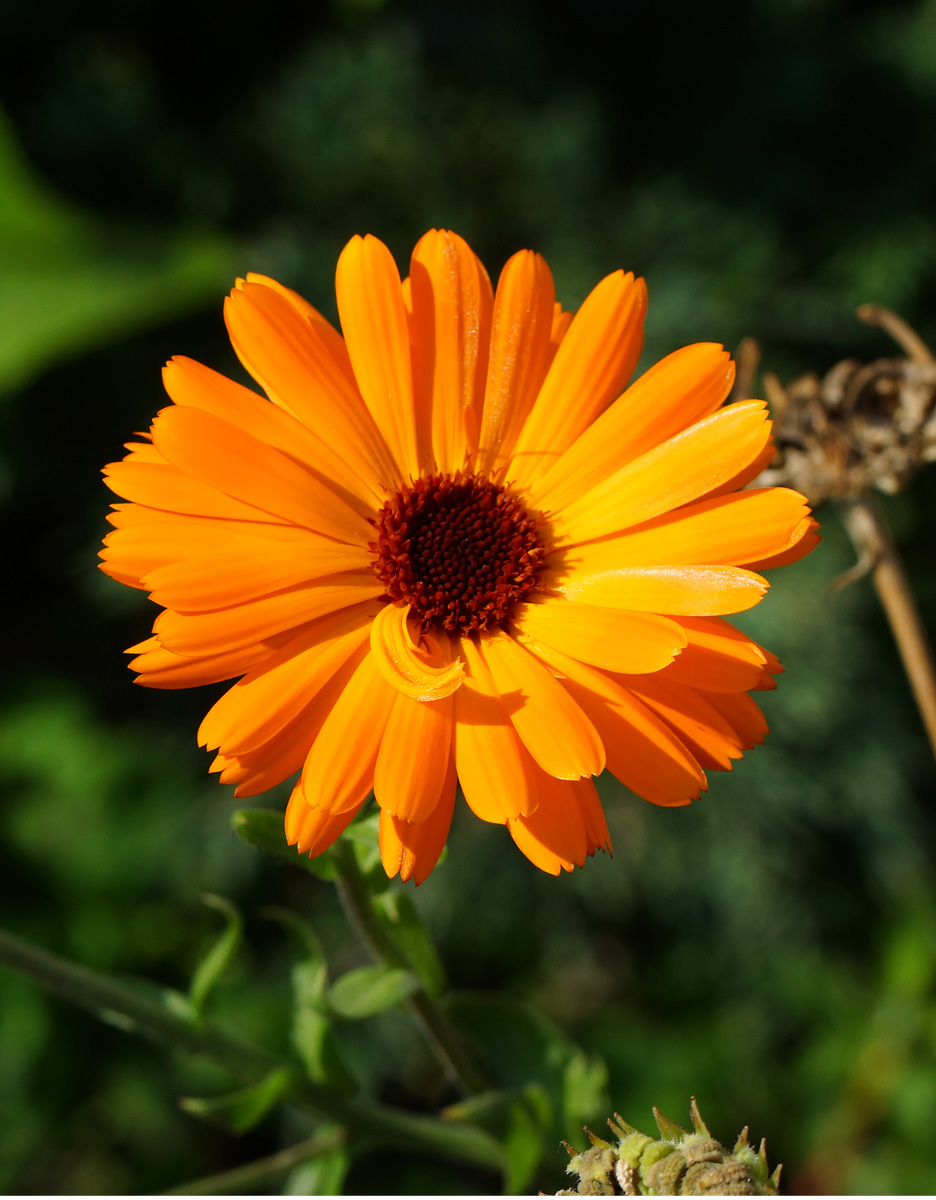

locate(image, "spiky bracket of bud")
(552, 1098), (781, 1196)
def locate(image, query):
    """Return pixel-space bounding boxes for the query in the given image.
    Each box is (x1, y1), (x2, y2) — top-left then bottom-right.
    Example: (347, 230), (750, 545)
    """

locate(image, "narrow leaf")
(284, 1132), (350, 1196)
(189, 894), (242, 1018)
(180, 1066), (294, 1133)
(328, 965), (419, 1020)
(372, 891), (446, 997)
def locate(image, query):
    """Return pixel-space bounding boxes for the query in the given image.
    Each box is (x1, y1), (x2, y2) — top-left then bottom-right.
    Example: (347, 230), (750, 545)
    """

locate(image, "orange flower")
(100, 231), (818, 883)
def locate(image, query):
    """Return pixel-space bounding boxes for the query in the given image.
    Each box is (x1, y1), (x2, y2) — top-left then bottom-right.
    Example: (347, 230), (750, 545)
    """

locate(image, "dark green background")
(2, 0), (936, 1192)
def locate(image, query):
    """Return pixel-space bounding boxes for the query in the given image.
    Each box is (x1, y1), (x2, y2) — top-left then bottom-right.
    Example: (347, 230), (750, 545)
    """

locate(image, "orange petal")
(507, 271), (646, 489)
(298, 649), (397, 814)
(514, 600), (686, 674)
(379, 753), (457, 884)
(162, 355), (379, 515)
(373, 690), (453, 822)
(478, 631), (605, 780)
(409, 229), (493, 472)
(218, 650), (364, 797)
(576, 779), (612, 857)
(552, 401), (772, 545)
(143, 537), (372, 611)
(626, 674), (745, 771)
(285, 786), (364, 856)
(451, 637), (539, 822)
(701, 689), (769, 749)
(656, 616), (770, 693)
(744, 521), (821, 570)
(557, 488), (812, 573)
(507, 773), (591, 874)
(103, 460), (289, 522)
(476, 250), (556, 476)
(244, 272), (358, 389)
(153, 573), (383, 657)
(550, 564), (769, 616)
(128, 636), (274, 689)
(224, 278), (398, 490)
(335, 234), (420, 479)
(369, 603), (465, 700)
(151, 405), (372, 545)
(522, 640), (706, 806)
(197, 602), (377, 754)
(529, 343), (734, 512)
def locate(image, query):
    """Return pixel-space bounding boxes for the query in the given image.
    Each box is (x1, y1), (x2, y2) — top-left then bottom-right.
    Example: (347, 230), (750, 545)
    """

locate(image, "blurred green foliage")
(3, 0), (936, 1192)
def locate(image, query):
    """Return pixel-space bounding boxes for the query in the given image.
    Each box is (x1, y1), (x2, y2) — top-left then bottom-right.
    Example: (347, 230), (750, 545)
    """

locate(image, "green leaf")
(372, 891), (446, 997)
(441, 1087), (547, 1194)
(502, 1098), (544, 1195)
(180, 1067), (294, 1134)
(283, 1131), (349, 1196)
(562, 1050), (609, 1131)
(448, 994), (604, 1146)
(340, 812), (383, 880)
(0, 109), (234, 395)
(260, 906), (326, 962)
(327, 964), (419, 1020)
(189, 895), (242, 1018)
(231, 808), (337, 880)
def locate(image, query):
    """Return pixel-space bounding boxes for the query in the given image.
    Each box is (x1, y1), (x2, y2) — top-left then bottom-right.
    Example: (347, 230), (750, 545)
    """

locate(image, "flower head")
(101, 231), (818, 883)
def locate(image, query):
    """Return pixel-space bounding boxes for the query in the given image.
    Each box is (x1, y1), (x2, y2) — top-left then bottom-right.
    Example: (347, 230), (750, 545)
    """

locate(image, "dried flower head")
(757, 306), (936, 503)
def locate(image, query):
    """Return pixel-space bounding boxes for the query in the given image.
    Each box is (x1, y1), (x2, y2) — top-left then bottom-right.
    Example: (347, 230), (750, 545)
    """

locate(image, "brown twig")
(838, 492), (936, 764)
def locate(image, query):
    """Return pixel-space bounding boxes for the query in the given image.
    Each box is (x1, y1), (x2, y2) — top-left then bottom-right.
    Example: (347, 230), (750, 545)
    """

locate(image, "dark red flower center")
(372, 472), (549, 636)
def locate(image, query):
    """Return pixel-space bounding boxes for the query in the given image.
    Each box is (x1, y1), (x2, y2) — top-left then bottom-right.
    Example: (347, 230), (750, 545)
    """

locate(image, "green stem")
(162, 1128), (345, 1195)
(330, 841), (489, 1097)
(0, 925), (503, 1175)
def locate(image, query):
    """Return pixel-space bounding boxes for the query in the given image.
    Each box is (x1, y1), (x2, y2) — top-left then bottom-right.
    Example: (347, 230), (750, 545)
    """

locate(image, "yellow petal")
(529, 342), (734, 512)
(550, 564), (769, 616)
(478, 630), (605, 780)
(556, 488), (812, 573)
(515, 599), (686, 674)
(507, 271), (646, 489)
(335, 234), (420, 479)
(409, 229), (493, 472)
(552, 401), (772, 545)
(369, 603), (465, 700)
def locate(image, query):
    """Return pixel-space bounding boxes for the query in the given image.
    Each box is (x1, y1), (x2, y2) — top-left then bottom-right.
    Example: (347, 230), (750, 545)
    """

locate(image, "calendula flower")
(101, 231), (818, 883)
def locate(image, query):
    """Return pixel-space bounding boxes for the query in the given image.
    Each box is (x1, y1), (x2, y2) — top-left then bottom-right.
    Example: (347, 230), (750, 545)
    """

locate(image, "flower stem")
(0, 925), (503, 1175)
(838, 491), (936, 763)
(330, 840), (489, 1097)
(162, 1128), (344, 1195)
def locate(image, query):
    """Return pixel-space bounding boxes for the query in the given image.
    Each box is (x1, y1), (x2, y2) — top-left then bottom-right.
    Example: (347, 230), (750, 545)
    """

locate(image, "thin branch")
(838, 492), (936, 763)
(330, 841), (490, 1097)
(857, 303), (935, 365)
(0, 925), (503, 1175)
(162, 1128), (345, 1195)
